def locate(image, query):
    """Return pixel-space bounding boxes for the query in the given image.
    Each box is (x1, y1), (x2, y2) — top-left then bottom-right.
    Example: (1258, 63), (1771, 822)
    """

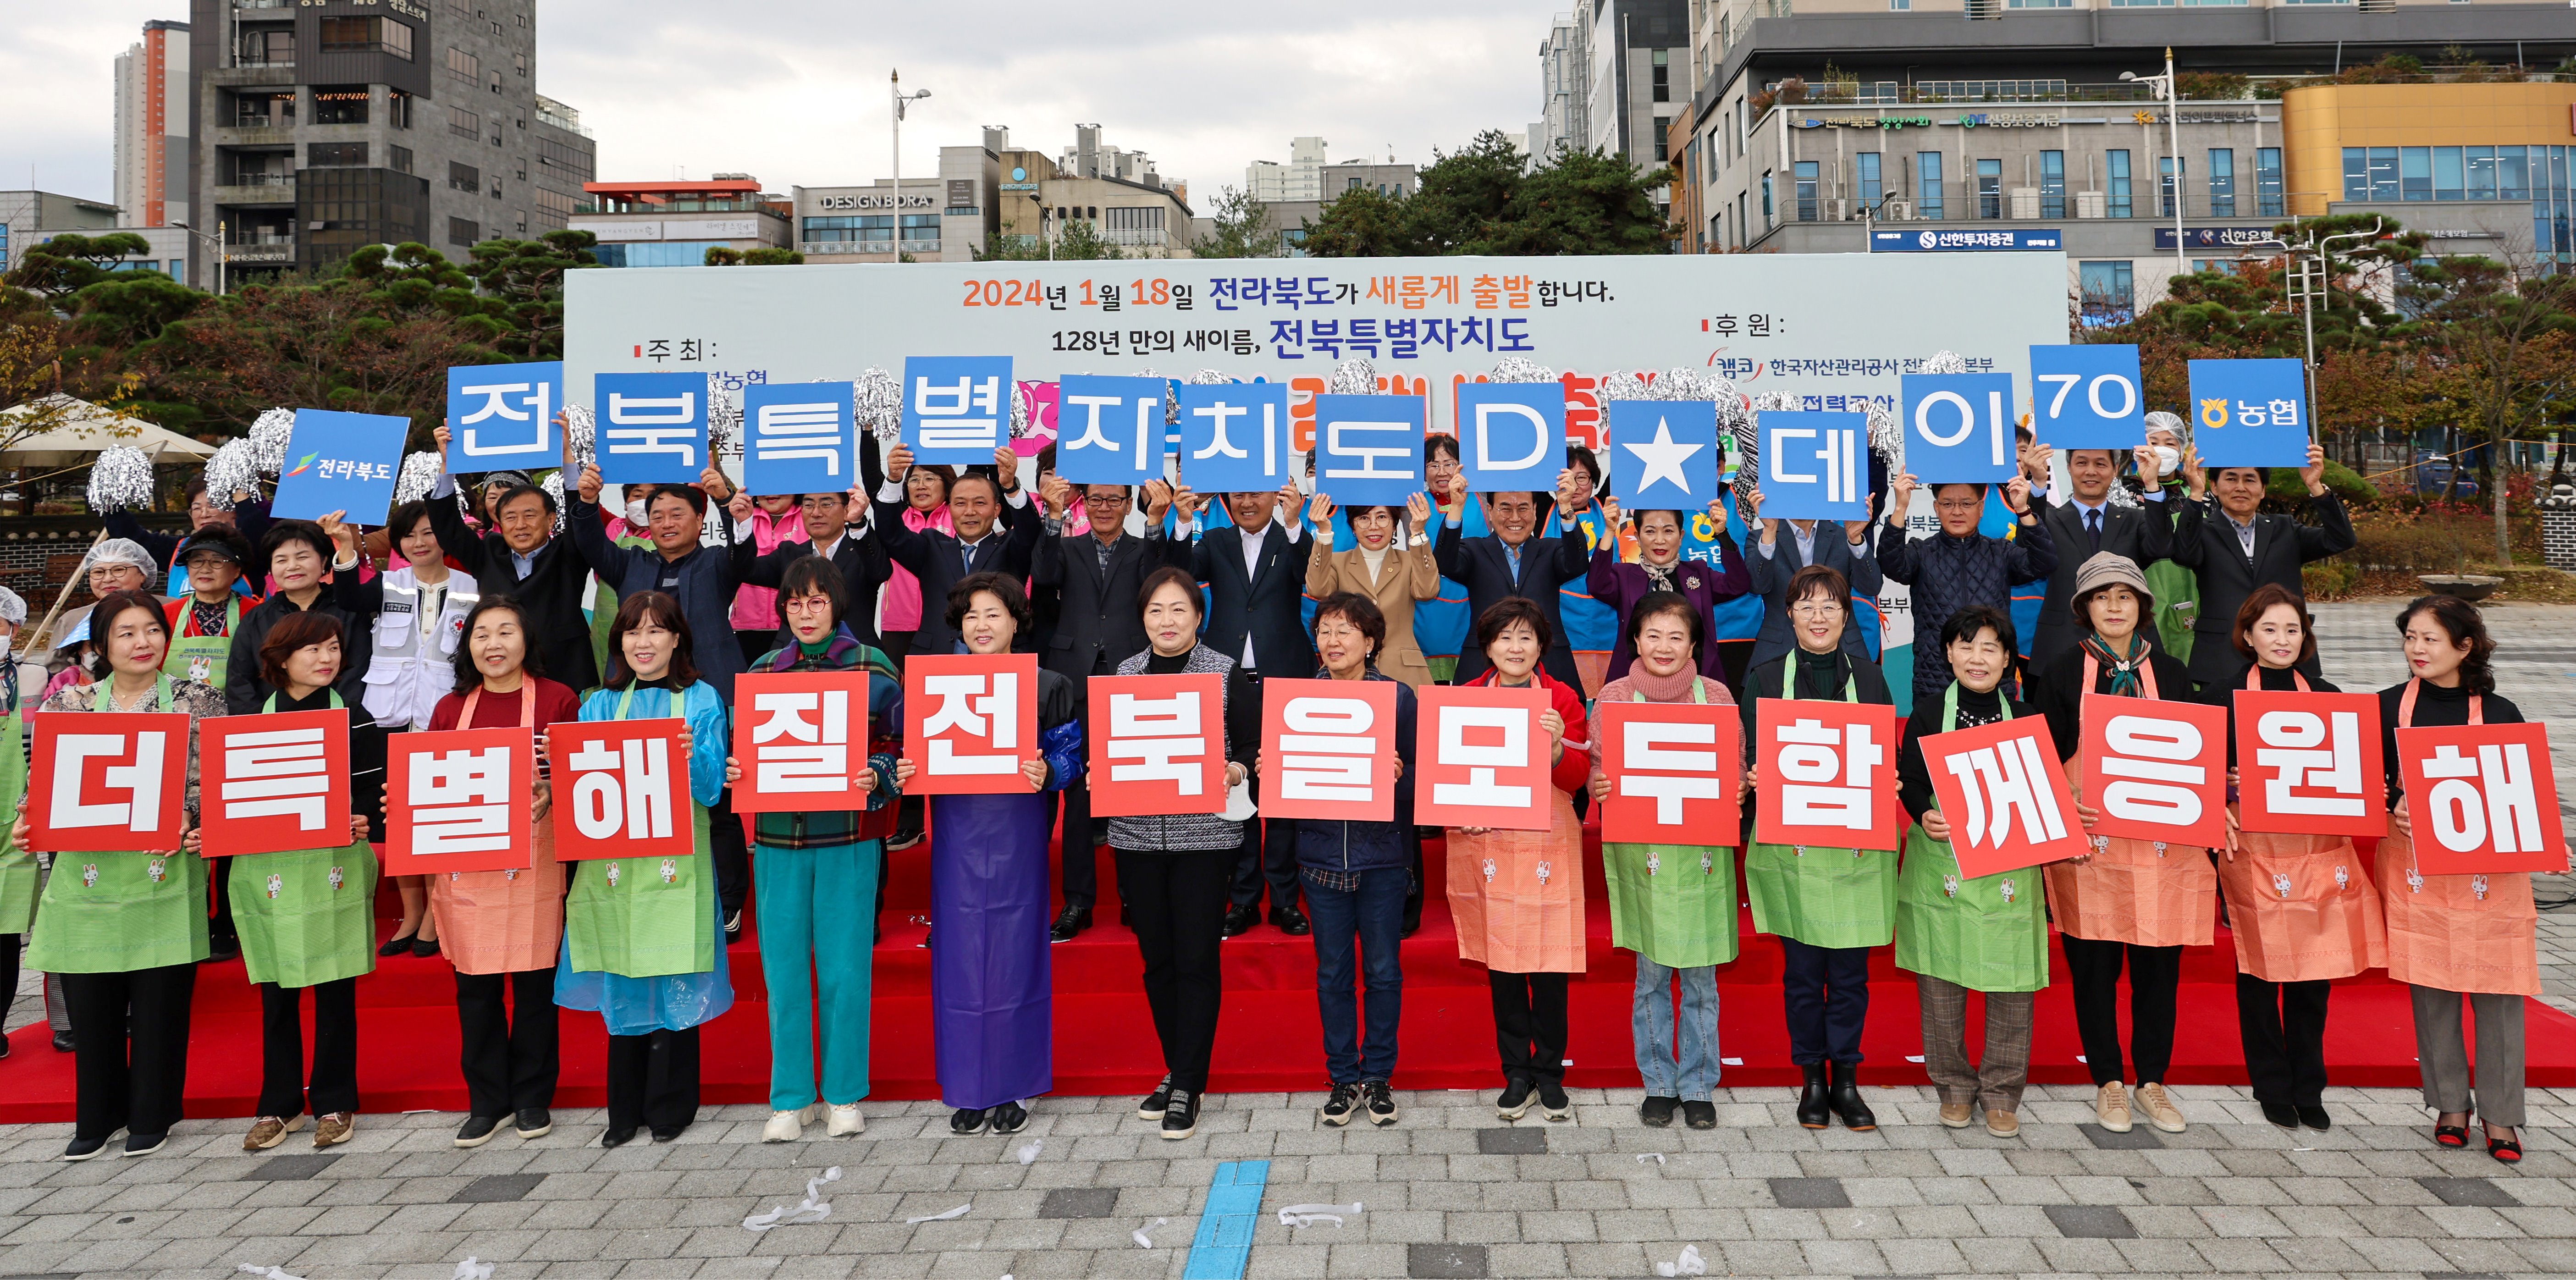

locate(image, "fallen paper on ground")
(1636, 1153), (1667, 1164)
(1017, 1139), (1042, 1164)
(452, 1260), (496, 1280)
(1132, 1217), (1169, 1248)
(744, 1167), (844, 1230)
(1658, 1244), (1708, 1277)
(1276, 1202), (1362, 1227)
(905, 1203), (973, 1224)
(238, 1267), (306, 1280)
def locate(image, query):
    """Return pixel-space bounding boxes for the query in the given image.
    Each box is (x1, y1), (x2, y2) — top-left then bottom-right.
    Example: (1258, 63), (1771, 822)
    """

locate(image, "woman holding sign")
(1893, 605), (2050, 1139)
(2375, 597), (2536, 1162)
(2031, 553), (2207, 1136)
(1304, 493), (1442, 690)
(1580, 497), (1746, 689)
(1587, 591), (1736, 1130)
(554, 591), (733, 1147)
(20, 591), (227, 1159)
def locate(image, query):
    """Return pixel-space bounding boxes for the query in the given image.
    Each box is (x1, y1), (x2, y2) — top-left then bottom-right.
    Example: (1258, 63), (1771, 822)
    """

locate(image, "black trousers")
(606, 1026), (701, 1131)
(1779, 937), (1870, 1067)
(1054, 773), (1100, 913)
(455, 967), (558, 1119)
(60, 963), (196, 1141)
(1489, 971), (1569, 1087)
(1117, 847), (1231, 1093)
(1230, 815), (1299, 913)
(2237, 972), (2331, 1107)
(735, 629), (774, 667)
(259, 977), (359, 1119)
(709, 791), (749, 923)
(2063, 936), (2182, 1086)
(0, 934), (20, 1035)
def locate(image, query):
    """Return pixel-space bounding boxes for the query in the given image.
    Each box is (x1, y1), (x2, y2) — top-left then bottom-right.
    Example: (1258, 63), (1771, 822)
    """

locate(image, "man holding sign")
(2170, 438), (2354, 688)
(1881, 376), (2055, 703)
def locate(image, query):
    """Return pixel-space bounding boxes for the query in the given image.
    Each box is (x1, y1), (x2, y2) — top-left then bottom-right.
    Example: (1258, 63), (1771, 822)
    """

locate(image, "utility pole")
(2121, 50), (2189, 292)
(2258, 216), (2383, 452)
(891, 70), (931, 254)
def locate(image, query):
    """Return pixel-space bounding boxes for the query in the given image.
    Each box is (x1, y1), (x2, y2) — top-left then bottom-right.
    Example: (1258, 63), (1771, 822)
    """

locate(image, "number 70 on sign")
(2028, 345), (2143, 450)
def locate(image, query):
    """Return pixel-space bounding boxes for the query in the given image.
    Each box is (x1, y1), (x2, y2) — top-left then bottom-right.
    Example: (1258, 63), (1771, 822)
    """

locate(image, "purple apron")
(929, 791), (1054, 1109)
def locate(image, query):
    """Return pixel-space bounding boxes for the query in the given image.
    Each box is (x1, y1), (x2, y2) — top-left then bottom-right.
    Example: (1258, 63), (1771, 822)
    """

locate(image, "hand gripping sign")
(1752, 700), (1902, 852)
(904, 653), (1039, 796)
(199, 709), (352, 856)
(445, 360), (562, 471)
(1597, 702), (1740, 845)
(550, 718), (693, 861)
(383, 726), (533, 874)
(1414, 685), (1553, 832)
(2076, 694), (2228, 849)
(29, 712), (190, 854)
(1088, 673), (1228, 819)
(1260, 678), (1399, 823)
(2396, 723), (2568, 876)
(731, 671), (877, 815)
(1920, 716), (2088, 879)
(2231, 690), (2385, 838)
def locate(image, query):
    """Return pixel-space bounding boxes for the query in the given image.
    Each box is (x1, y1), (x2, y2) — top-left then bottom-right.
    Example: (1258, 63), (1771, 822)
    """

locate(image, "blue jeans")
(1305, 867), (1406, 1083)
(1633, 957), (1721, 1099)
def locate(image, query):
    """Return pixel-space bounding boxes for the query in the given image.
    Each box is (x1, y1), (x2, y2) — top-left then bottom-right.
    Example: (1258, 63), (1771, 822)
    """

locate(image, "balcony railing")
(801, 240), (939, 257)
(1778, 186), (2289, 225)
(227, 172), (295, 188)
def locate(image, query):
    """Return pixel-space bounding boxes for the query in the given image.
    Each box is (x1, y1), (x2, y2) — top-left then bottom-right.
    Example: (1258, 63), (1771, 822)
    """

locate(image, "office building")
(530, 94), (594, 232)
(567, 176), (792, 267)
(0, 191), (121, 276)
(1532, 0), (1690, 217)
(793, 133), (1001, 265)
(115, 20), (193, 230)
(1247, 137), (1329, 203)
(994, 125), (1195, 258)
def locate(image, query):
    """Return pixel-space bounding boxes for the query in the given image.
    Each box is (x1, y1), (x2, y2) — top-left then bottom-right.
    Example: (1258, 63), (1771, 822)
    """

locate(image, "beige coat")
(1306, 533), (1442, 689)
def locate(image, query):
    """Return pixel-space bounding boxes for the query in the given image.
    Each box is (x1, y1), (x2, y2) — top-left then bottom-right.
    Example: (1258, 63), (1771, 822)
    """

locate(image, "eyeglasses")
(1932, 499), (1981, 513)
(1791, 601), (1846, 618)
(782, 596), (836, 614)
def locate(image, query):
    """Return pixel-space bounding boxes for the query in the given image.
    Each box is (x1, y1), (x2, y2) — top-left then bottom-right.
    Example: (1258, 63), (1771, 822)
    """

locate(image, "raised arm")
(424, 476), (495, 579)
(2297, 489), (2356, 563)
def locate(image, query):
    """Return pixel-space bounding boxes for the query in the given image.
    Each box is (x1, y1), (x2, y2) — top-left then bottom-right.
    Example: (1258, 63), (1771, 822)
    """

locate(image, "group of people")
(3, 409), (2539, 1169)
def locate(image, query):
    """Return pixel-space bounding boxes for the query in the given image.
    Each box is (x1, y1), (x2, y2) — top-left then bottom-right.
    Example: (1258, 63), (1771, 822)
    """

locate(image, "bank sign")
(1871, 229), (2061, 252)
(2153, 226), (2283, 250)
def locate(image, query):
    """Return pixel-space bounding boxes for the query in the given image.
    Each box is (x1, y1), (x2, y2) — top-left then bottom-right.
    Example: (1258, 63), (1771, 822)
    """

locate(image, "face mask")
(2149, 446), (2180, 478)
(624, 500), (648, 524)
(1295, 473), (1315, 496)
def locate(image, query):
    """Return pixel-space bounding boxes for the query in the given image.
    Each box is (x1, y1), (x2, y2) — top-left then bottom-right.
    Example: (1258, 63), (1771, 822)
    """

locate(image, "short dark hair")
(1630, 507), (1686, 533)
(2231, 582), (2316, 668)
(947, 570), (1033, 634)
(905, 463), (958, 501)
(1784, 563), (1851, 616)
(1565, 445), (1600, 487)
(1930, 481), (1988, 504)
(950, 471), (1004, 504)
(493, 481), (557, 517)
(645, 485), (707, 519)
(1083, 483), (1136, 504)
(1036, 443), (1057, 474)
(1940, 603), (2017, 655)
(258, 610), (346, 692)
(1345, 503), (1401, 529)
(260, 519), (334, 570)
(1313, 591), (1385, 659)
(1626, 590), (1702, 656)
(1424, 433), (1462, 464)
(450, 594), (545, 693)
(606, 590), (701, 690)
(386, 500), (433, 545)
(86, 590), (169, 679)
(1135, 564), (1202, 622)
(184, 476), (208, 504)
(774, 555), (852, 630)
(2395, 595), (2496, 695)
(2214, 465), (2271, 489)
(1473, 596), (1554, 654)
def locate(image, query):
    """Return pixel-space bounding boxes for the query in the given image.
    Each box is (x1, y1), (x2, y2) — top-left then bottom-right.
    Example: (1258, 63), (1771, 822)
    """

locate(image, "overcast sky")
(4, 1), (1562, 210)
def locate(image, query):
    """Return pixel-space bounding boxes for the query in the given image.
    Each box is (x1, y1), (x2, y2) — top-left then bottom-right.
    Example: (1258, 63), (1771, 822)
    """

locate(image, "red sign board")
(1751, 699), (1902, 851)
(1414, 684), (1552, 832)
(2396, 722), (2569, 875)
(383, 726), (533, 875)
(904, 653), (1040, 795)
(1259, 677), (1399, 823)
(29, 712), (192, 854)
(2075, 693), (2228, 849)
(2232, 690), (2386, 838)
(732, 671), (877, 816)
(1088, 673), (1228, 819)
(1920, 716), (2087, 879)
(550, 717), (694, 862)
(199, 709), (353, 857)
(1597, 701), (1740, 845)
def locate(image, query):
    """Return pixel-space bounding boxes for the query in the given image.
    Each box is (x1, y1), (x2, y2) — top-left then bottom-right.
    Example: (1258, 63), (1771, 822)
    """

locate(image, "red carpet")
(1, 828), (2570, 1122)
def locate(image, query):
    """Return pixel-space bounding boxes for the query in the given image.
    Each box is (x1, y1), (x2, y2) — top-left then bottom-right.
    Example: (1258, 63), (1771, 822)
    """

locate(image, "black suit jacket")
(1187, 519), (1312, 676)
(2169, 491), (2356, 684)
(872, 494), (1042, 657)
(2030, 495), (2176, 671)
(1033, 528), (1191, 695)
(740, 523), (893, 654)
(1743, 522), (1883, 670)
(1437, 519), (1588, 687)
(425, 481), (600, 693)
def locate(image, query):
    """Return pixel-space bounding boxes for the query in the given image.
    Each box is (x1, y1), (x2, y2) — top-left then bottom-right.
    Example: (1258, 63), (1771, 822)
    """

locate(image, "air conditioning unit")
(2076, 190), (2107, 219)
(1824, 199), (1848, 221)
(2009, 188), (2040, 220)
(1882, 199), (1914, 221)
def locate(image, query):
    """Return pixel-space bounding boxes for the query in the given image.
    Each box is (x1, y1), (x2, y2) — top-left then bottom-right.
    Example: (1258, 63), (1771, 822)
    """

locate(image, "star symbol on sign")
(1620, 418), (1704, 497)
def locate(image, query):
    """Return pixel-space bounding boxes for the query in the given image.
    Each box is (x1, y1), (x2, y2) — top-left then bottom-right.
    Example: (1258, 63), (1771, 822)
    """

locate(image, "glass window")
(2499, 146), (2527, 200)
(2041, 150), (2065, 219)
(448, 216), (479, 247)
(2107, 149), (2130, 218)
(448, 105), (481, 140)
(1652, 115), (1669, 156)
(447, 47), (480, 82)
(308, 142), (367, 166)
(2466, 146), (2497, 199)
(448, 161), (480, 192)
(382, 18), (412, 60)
(2007, 0), (2072, 7)
(2342, 148), (2367, 201)
(1977, 158), (2002, 219)
(2368, 147), (2399, 200)
(389, 144), (413, 174)
(1795, 160), (1820, 221)
(1918, 152), (1944, 219)
(2400, 146), (2431, 200)
(902, 213), (941, 241)
(2207, 149), (2234, 216)
(803, 215), (893, 243)
(2256, 147), (2283, 216)
(320, 17), (407, 58)
(2158, 155), (2184, 216)
(2079, 261), (2135, 326)
(311, 88), (369, 126)
(389, 91), (410, 130)
(1653, 48), (1671, 103)
(2433, 146), (2463, 201)
(1858, 152), (1883, 207)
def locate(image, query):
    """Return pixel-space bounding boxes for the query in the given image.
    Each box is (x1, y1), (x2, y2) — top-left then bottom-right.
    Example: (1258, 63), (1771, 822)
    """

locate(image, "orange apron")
(2375, 681), (2540, 996)
(428, 686), (565, 976)
(1447, 789), (1586, 975)
(2045, 654), (2217, 948)
(2215, 666), (2386, 982)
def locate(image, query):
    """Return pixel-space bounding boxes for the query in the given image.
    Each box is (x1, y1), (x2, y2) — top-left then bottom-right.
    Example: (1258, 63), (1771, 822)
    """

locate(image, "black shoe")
(2295, 1104), (2331, 1131)
(1221, 904), (1258, 938)
(649, 1125), (684, 1143)
(1826, 1061), (1877, 1132)
(1496, 1078), (1535, 1121)
(454, 1114), (502, 1148)
(1320, 1082), (1361, 1126)
(1161, 1089), (1199, 1140)
(990, 1101), (1029, 1134)
(601, 1126), (639, 1148)
(1363, 1080), (1398, 1126)
(1639, 1096), (1679, 1128)
(1682, 1100), (1718, 1130)
(1138, 1074), (1173, 1120)
(1120, 906), (1132, 928)
(49, 1030), (72, 1054)
(723, 911), (743, 946)
(513, 1108), (552, 1139)
(2260, 1101), (2299, 1129)
(950, 1107), (991, 1135)
(1272, 905), (1310, 937)
(1049, 906), (1091, 943)
(887, 827), (923, 851)
(1795, 1063), (1831, 1130)
(61, 1134), (110, 1161)
(410, 936), (441, 960)
(0, 1035), (10, 1059)
(377, 931), (419, 957)
(1537, 1081), (1571, 1121)
(121, 1132), (165, 1157)
(1400, 917), (1421, 940)
(207, 938), (240, 963)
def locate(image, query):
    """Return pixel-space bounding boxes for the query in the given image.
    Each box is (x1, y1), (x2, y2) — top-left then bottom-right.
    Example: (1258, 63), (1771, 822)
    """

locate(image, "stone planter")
(2419, 574), (2504, 602)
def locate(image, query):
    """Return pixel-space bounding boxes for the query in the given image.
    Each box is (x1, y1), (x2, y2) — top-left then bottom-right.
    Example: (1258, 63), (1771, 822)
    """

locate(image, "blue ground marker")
(1179, 1159), (1270, 1280)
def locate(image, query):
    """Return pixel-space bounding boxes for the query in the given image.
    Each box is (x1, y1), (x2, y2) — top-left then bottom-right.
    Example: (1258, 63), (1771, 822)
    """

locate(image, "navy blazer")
(872, 492), (1043, 657)
(1743, 521), (1882, 671)
(2168, 490), (2355, 685)
(1436, 518), (1588, 687)
(1032, 527), (1191, 694)
(2029, 493), (2176, 671)
(1186, 518), (1313, 676)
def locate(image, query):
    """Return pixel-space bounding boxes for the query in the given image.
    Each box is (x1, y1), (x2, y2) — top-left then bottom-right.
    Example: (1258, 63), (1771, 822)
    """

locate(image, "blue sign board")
(1455, 384), (1564, 495)
(1869, 228), (2062, 252)
(1900, 372), (2017, 483)
(1312, 394), (1426, 506)
(1608, 400), (1719, 514)
(1758, 411), (1870, 523)
(901, 355), (1012, 466)
(595, 371), (711, 485)
(444, 361), (562, 473)
(1175, 382), (1291, 495)
(2027, 344), (2143, 450)
(1055, 375), (1167, 486)
(740, 381), (852, 497)
(273, 409), (409, 523)
(2187, 358), (2310, 468)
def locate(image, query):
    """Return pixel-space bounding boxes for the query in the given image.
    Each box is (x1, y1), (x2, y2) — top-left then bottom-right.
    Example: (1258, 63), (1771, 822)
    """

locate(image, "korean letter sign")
(902, 356), (1012, 466)
(1259, 678), (1399, 823)
(384, 726), (532, 875)
(446, 360), (562, 471)
(1177, 382), (1291, 495)
(1920, 716), (2087, 879)
(2396, 722), (2567, 875)
(2188, 358), (2308, 468)
(596, 370), (710, 484)
(271, 409), (409, 523)
(1753, 700), (1901, 852)
(552, 718), (694, 862)
(1758, 410), (1869, 523)
(741, 381), (854, 497)
(1415, 685), (1552, 832)
(732, 671), (877, 815)
(200, 709), (352, 857)
(1088, 673), (1227, 819)
(2232, 690), (2384, 838)
(905, 653), (1039, 795)
(1057, 375), (1169, 486)
(29, 712), (190, 854)
(1597, 701), (1739, 845)
(2076, 694), (2227, 849)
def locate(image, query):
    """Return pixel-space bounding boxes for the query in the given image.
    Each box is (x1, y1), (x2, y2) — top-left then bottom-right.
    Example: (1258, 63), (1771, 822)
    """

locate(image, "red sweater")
(1464, 666), (1594, 796)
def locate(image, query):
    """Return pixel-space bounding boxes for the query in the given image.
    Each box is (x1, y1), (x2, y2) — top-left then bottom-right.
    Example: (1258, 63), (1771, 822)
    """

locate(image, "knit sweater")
(1876, 519), (2056, 701)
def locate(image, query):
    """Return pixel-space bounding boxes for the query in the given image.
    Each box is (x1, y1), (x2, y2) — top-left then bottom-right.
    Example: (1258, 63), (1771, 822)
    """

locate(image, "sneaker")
(1538, 1082), (1571, 1122)
(2135, 1083), (2185, 1134)
(887, 827), (923, 851)
(513, 1108), (552, 1139)
(826, 1103), (865, 1137)
(1161, 1089), (1199, 1140)
(1983, 1109), (2021, 1139)
(949, 1107), (990, 1136)
(243, 1114), (304, 1151)
(763, 1108), (810, 1143)
(61, 1134), (110, 1161)
(1682, 1100), (1718, 1131)
(454, 1114), (502, 1148)
(2295, 1104), (2331, 1131)
(1363, 1081), (1398, 1126)
(1495, 1079), (1535, 1121)
(990, 1101), (1029, 1134)
(1320, 1082), (1362, 1127)
(312, 1113), (353, 1148)
(2093, 1081), (2133, 1134)
(1937, 1102), (1973, 1129)
(1138, 1074), (1174, 1120)
(121, 1132), (166, 1157)
(1638, 1096), (1678, 1128)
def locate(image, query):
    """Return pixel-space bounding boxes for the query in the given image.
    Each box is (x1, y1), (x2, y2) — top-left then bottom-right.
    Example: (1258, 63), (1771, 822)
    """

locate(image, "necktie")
(1505, 541), (1522, 582)
(961, 541), (978, 574)
(2085, 508), (2102, 554)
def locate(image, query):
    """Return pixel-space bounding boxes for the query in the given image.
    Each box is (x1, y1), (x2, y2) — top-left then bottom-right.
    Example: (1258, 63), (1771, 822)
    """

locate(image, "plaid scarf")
(2079, 631), (2148, 699)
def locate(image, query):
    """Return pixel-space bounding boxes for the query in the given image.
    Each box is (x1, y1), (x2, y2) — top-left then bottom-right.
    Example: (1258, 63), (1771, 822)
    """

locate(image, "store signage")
(2154, 226), (2283, 250)
(817, 193), (935, 211)
(1794, 116), (1933, 131)
(1956, 112), (2060, 128)
(1870, 229), (2062, 252)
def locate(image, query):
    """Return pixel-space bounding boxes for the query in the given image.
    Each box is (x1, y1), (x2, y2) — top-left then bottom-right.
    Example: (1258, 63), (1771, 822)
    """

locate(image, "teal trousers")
(754, 839), (880, 1111)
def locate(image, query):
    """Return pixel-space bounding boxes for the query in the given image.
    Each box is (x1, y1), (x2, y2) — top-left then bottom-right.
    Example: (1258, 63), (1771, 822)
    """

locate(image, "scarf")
(1640, 557), (1679, 595)
(1626, 663), (1698, 703)
(2079, 631), (2147, 698)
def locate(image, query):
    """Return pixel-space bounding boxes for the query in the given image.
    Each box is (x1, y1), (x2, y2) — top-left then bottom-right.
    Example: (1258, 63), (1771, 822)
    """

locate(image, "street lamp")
(891, 70), (932, 257)
(2121, 49), (2189, 295)
(169, 218), (226, 294)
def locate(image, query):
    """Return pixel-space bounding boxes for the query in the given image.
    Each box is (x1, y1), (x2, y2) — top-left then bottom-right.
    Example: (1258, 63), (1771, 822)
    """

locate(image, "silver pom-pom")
(203, 439), (259, 509)
(1864, 398), (1905, 468)
(86, 446), (156, 513)
(247, 408), (297, 478)
(1919, 350), (1967, 375)
(1326, 359), (1376, 396)
(1133, 369), (1181, 425)
(560, 402), (596, 470)
(1487, 358), (1557, 384)
(1010, 381), (1036, 441)
(705, 388), (741, 460)
(541, 470), (566, 535)
(1655, 367), (1712, 403)
(1597, 371), (1650, 403)
(1186, 369), (1232, 385)
(394, 452), (444, 505)
(855, 369), (903, 442)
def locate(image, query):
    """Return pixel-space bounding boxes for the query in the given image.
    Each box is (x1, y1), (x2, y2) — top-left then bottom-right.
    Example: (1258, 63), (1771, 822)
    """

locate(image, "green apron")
(0, 711), (33, 934)
(2144, 558), (2196, 667)
(163, 596), (241, 686)
(1602, 678), (1740, 969)
(1744, 660), (1899, 949)
(1891, 683), (2051, 993)
(564, 685), (717, 978)
(24, 677), (211, 973)
(230, 691), (379, 988)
